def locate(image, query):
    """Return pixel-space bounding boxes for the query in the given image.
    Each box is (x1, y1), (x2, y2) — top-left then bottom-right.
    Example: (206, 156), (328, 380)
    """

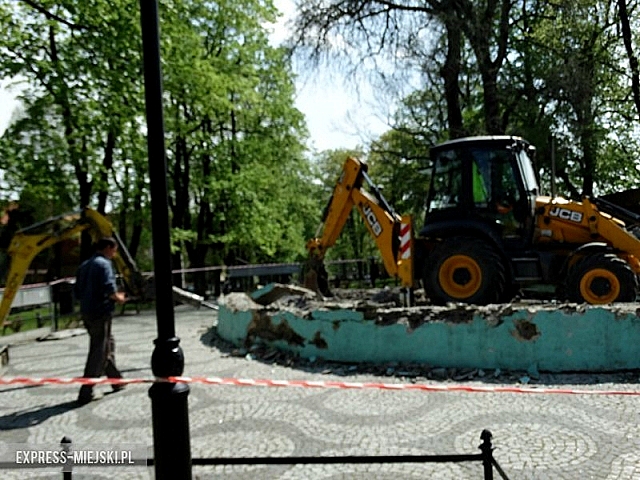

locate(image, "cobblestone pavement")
(0, 305), (639, 479)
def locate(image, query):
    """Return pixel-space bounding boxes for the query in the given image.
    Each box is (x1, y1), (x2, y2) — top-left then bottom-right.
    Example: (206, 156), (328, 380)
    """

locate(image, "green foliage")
(594, 138), (640, 195)
(0, 0), (313, 273)
(0, 0), (148, 257)
(156, 0), (311, 266)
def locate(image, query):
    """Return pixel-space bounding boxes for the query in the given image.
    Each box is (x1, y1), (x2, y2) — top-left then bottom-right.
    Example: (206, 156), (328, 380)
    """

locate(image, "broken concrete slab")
(172, 285), (218, 309)
(217, 288), (640, 373)
(250, 283), (316, 306)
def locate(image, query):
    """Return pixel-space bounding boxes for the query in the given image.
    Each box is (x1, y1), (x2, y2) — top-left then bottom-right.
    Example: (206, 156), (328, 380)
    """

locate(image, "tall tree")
(156, 0), (312, 293)
(0, 0), (146, 258)
(0, 0), (143, 209)
(617, 0), (640, 118)
(525, 0), (622, 196)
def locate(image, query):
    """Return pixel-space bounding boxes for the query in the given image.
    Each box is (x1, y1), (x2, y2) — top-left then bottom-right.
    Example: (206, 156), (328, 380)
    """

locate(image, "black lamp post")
(139, 1), (192, 478)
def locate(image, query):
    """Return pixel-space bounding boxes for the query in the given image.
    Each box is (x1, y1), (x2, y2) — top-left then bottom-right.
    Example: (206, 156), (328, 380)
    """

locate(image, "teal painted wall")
(218, 294), (640, 372)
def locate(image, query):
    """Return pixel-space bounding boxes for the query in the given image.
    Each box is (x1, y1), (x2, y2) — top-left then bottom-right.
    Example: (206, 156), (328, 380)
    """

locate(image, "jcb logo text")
(363, 204), (382, 236)
(549, 207), (583, 223)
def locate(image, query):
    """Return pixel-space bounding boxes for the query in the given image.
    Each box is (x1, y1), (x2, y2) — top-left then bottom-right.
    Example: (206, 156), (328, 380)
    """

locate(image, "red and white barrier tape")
(0, 376), (639, 396)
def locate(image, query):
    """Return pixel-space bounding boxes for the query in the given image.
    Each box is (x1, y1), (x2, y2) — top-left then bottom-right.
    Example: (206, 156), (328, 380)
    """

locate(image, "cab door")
(467, 146), (529, 241)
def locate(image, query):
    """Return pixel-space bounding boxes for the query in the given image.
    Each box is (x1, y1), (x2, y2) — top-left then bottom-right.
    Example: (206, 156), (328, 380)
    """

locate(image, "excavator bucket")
(303, 256), (333, 297)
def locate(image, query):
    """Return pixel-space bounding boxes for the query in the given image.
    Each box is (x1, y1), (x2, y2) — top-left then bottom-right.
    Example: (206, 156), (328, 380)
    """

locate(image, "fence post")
(369, 257), (378, 287)
(60, 436), (72, 480)
(479, 429), (494, 480)
(213, 269), (221, 297)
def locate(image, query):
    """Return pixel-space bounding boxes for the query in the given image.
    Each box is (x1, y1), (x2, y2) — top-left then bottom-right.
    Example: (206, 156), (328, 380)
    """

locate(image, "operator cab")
(424, 136), (539, 246)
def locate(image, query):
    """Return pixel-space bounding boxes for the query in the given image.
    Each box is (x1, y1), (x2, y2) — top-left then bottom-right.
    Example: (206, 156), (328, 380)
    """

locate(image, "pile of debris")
(225, 283), (583, 331)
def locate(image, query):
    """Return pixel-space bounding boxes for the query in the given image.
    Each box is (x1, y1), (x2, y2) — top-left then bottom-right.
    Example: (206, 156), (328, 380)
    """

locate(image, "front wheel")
(423, 237), (506, 305)
(565, 253), (637, 304)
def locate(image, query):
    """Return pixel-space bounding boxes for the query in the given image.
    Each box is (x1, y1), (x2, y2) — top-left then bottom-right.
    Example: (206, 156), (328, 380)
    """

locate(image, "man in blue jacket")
(74, 237), (127, 405)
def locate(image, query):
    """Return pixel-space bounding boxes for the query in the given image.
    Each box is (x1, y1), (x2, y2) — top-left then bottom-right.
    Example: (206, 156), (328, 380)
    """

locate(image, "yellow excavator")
(306, 136), (640, 305)
(0, 207), (207, 326)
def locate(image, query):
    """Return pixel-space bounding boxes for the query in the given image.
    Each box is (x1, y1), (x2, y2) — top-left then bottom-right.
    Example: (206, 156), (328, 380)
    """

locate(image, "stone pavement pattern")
(0, 305), (638, 479)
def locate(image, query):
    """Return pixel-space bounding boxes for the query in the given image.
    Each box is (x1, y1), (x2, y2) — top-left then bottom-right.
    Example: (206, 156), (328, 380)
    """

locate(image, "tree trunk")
(118, 176), (128, 247)
(580, 127), (596, 197)
(456, 0), (510, 135)
(49, 24), (92, 207)
(97, 129), (116, 214)
(441, 15), (465, 139)
(186, 150), (213, 296)
(479, 67), (503, 135)
(170, 134), (190, 230)
(171, 252), (183, 289)
(128, 191), (143, 259)
(618, 0), (640, 119)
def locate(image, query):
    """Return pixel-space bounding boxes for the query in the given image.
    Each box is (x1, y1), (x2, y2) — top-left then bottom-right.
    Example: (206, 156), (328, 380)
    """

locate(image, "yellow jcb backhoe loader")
(306, 136), (640, 305)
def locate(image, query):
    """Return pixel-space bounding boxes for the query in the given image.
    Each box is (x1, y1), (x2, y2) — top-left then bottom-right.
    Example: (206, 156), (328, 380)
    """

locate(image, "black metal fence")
(26, 259), (387, 320)
(55, 430), (509, 479)
(173, 258), (387, 298)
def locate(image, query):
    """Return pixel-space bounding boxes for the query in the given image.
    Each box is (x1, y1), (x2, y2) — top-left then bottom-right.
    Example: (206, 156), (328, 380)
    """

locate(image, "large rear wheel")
(423, 237), (506, 305)
(565, 253), (637, 304)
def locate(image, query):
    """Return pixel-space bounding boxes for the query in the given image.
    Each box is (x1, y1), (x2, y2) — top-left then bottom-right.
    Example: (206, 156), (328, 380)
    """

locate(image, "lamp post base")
(149, 336), (191, 479)
(149, 381), (191, 479)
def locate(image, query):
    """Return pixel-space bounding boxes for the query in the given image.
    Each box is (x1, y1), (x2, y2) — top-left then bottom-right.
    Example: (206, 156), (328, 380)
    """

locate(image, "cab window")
(469, 148), (521, 210)
(428, 150), (462, 211)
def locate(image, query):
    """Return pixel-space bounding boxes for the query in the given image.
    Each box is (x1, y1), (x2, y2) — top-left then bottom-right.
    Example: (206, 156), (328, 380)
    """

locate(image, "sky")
(0, 83), (18, 134)
(0, 0), (389, 153)
(270, 0), (390, 152)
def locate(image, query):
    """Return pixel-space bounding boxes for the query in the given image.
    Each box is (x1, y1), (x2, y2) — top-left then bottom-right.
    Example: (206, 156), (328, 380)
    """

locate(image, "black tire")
(565, 253), (637, 304)
(423, 237), (506, 305)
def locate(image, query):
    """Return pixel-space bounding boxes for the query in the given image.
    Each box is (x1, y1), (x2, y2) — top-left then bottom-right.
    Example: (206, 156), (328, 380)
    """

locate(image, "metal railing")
(171, 258), (385, 297)
(53, 430), (509, 479)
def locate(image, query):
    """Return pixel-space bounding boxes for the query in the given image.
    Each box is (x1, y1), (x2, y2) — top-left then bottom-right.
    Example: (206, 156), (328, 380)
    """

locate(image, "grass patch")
(1, 305), (94, 336)
(1, 306), (54, 336)
(1, 299), (179, 337)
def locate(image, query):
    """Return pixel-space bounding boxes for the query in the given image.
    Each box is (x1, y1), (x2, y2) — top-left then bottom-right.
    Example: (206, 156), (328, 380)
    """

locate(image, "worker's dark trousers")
(78, 313), (122, 400)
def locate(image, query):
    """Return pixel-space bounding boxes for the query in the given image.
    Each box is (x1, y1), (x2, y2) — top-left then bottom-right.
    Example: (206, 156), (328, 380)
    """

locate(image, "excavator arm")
(0, 208), (148, 326)
(0, 212), (86, 326)
(305, 157), (414, 295)
(80, 208), (146, 298)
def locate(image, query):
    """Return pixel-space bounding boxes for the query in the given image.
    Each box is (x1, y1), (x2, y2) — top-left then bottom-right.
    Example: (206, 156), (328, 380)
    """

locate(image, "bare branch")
(18, 0), (93, 31)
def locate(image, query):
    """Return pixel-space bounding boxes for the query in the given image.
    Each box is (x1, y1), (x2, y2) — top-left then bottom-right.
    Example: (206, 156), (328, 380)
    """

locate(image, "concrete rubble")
(228, 283), (640, 328)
